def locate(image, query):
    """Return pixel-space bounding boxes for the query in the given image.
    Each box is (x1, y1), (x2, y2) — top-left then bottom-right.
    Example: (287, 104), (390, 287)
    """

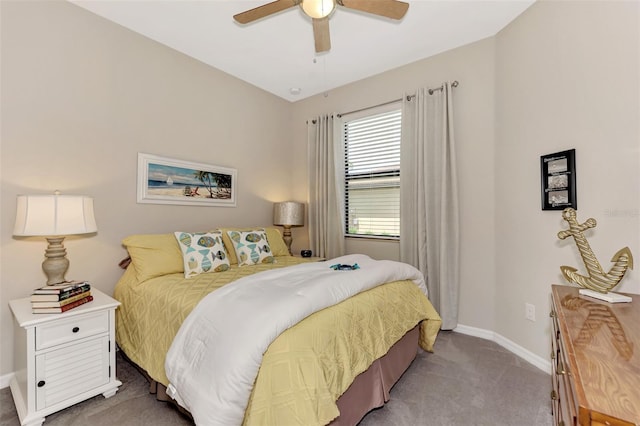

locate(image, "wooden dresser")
(551, 285), (640, 426)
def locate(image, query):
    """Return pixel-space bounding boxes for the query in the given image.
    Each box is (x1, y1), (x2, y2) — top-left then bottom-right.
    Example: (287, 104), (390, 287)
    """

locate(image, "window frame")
(342, 102), (402, 240)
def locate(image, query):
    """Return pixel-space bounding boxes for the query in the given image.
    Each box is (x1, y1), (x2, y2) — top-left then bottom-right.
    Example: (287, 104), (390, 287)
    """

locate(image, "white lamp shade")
(273, 202), (305, 227)
(14, 194), (97, 236)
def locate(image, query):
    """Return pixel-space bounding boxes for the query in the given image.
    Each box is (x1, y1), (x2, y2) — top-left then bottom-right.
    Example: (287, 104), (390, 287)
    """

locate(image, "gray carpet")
(0, 331), (552, 426)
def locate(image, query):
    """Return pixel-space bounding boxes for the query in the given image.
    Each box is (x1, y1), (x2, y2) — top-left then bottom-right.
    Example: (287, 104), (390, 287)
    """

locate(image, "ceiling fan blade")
(312, 17), (331, 52)
(339, 0), (409, 20)
(233, 0), (299, 24)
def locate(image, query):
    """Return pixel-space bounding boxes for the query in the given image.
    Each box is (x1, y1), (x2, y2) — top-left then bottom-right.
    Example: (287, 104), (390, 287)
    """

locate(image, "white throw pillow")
(226, 229), (275, 266)
(174, 231), (230, 278)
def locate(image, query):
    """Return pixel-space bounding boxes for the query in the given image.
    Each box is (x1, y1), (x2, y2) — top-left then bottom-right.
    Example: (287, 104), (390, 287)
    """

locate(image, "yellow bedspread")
(114, 256), (441, 426)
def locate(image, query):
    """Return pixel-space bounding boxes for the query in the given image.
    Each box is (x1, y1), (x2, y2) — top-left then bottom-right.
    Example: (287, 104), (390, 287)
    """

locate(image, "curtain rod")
(337, 80), (459, 118)
(337, 98), (403, 118)
(429, 80), (459, 95)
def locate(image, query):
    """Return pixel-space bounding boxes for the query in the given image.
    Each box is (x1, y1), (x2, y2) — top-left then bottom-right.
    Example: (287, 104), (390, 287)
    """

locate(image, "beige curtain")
(307, 114), (345, 259)
(400, 83), (460, 329)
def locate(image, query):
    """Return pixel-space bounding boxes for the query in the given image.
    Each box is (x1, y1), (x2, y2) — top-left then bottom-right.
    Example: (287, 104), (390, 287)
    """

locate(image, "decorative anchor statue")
(557, 208), (633, 298)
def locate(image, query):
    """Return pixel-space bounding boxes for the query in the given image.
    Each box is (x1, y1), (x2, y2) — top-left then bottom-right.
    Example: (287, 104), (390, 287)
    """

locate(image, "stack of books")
(31, 281), (93, 314)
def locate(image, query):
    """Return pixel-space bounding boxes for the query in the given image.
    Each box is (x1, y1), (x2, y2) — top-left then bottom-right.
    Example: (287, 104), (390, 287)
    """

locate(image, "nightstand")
(8, 288), (122, 426)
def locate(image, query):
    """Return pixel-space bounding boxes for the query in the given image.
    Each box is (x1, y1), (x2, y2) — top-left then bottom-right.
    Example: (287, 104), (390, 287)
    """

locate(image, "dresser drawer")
(551, 303), (577, 426)
(35, 311), (109, 350)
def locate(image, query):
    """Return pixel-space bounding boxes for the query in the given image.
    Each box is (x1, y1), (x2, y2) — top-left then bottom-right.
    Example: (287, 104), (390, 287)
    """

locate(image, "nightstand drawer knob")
(37, 380), (45, 387)
(72, 327), (80, 333)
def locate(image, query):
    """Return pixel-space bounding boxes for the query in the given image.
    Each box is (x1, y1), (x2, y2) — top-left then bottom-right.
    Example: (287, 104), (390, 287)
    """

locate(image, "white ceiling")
(69, 0), (535, 102)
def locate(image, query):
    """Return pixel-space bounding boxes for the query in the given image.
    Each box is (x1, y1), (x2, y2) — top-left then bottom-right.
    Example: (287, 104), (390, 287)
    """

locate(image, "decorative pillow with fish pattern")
(226, 229), (275, 267)
(174, 231), (230, 278)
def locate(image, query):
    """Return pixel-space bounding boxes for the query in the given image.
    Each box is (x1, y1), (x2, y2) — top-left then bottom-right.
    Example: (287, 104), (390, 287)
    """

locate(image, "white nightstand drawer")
(35, 311), (109, 351)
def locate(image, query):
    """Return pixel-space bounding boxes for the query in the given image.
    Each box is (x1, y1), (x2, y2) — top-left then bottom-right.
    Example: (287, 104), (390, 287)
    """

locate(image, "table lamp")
(13, 192), (97, 285)
(273, 201), (304, 255)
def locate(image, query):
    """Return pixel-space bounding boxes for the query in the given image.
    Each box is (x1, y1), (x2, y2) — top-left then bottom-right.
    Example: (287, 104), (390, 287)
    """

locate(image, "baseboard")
(0, 372), (14, 390)
(454, 324), (551, 375)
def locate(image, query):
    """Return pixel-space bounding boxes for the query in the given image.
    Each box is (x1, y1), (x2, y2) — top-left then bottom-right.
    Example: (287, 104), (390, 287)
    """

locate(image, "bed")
(114, 227), (442, 425)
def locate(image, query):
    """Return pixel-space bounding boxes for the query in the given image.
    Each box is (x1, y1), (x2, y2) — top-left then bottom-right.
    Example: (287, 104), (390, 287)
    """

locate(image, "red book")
(31, 291), (92, 308)
(32, 295), (94, 314)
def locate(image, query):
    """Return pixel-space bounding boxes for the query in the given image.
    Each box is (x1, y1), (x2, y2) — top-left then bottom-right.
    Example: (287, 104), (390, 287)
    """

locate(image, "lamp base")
(281, 225), (293, 255)
(43, 236), (70, 285)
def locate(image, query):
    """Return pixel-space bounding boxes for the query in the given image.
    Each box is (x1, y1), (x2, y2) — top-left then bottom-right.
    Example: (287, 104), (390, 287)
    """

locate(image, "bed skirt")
(330, 324), (419, 425)
(120, 324), (419, 425)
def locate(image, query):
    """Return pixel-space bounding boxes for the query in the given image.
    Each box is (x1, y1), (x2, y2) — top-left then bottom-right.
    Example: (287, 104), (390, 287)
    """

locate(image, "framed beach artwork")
(540, 149), (576, 211)
(137, 153), (237, 207)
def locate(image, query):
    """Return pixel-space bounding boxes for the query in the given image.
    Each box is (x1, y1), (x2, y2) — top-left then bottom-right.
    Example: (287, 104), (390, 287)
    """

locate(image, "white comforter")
(165, 254), (426, 426)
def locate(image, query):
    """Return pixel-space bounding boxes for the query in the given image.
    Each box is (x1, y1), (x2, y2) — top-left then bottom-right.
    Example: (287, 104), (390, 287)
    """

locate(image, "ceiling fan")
(233, 0), (409, 53)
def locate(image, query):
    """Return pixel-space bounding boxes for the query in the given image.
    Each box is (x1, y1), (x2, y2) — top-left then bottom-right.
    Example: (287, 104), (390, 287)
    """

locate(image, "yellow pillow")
(122, 233), (183, 282)
(219, 226), (290, 264)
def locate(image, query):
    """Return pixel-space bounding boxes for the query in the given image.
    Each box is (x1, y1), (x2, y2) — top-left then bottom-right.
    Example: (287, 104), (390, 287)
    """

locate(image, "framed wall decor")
(137, 153), (237, 207)
(540, 149), (576, 210)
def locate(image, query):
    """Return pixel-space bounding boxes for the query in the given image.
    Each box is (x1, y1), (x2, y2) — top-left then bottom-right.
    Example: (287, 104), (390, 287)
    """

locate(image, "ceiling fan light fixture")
(234, 0), (409, 54)
(301, 0), (335, 19)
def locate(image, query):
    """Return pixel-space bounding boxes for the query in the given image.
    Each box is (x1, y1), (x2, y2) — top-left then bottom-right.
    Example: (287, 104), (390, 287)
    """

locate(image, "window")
(343, 106), (401, 238)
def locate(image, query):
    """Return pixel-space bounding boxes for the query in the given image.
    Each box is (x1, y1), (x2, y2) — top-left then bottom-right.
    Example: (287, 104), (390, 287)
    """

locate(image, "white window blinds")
(344, 108), (401, 238)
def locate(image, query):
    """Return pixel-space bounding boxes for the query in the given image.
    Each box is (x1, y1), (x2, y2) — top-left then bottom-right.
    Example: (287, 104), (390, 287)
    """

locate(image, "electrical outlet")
(525, 303), (536, 322)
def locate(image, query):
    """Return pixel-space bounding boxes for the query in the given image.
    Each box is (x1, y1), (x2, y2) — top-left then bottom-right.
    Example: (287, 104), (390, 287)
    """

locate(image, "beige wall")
(0, 1), (293, 377)
(494, 0), (639, 357)
(2, 0), (638, 380)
